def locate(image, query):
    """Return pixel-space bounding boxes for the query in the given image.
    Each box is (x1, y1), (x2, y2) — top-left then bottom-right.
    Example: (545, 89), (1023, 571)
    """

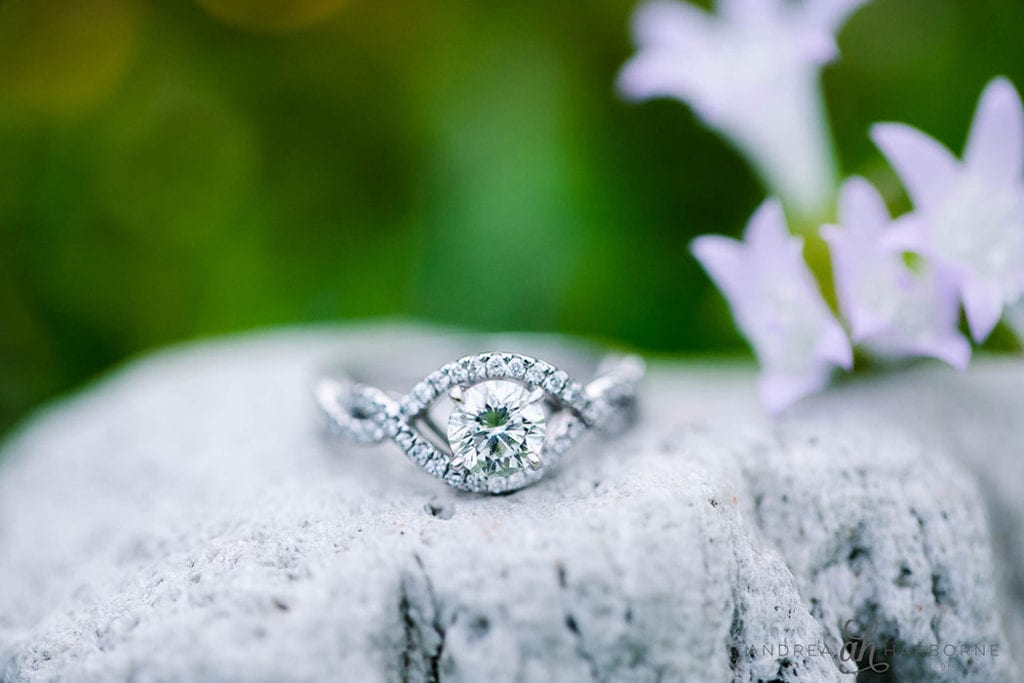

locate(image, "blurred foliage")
(1, 0), (1023, 434)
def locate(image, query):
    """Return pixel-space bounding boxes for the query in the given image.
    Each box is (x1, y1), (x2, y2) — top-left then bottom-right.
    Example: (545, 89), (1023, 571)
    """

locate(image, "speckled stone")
(0, 327), (1019, 682)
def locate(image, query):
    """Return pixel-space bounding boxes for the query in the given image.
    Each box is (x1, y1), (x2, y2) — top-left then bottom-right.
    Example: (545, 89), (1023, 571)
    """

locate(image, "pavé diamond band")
(314, 350), (644, 494)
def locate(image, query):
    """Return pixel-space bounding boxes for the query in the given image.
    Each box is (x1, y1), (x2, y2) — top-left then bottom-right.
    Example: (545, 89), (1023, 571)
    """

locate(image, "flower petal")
(821, 224), (886, 341)
(961, 277), (1005, 342)
(691, 234), (747, 296)
(825, 178), (897, 341)
(837, 176), (889, 236)
(759, 365), (831, 414)
(743, 198), (789, 248)
(818, 317), (854, 369)
(848, 308), (892, 343)
(800, 34), (840, 64)
(964, 77), (1024, 185)
(618, 0), (713, 102)
(923, 334), (972, 371)
(871, 122), (960, 210)
(879, 213), (928, 254)
(632, 0), (712, 47)
(695, 199), (852, 412)
(617, 52), (694, 102)
(718, 0), (778, 25)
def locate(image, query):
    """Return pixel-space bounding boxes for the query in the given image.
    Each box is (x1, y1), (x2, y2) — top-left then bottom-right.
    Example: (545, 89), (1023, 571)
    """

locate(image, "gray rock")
(0, 327), (1019, 682)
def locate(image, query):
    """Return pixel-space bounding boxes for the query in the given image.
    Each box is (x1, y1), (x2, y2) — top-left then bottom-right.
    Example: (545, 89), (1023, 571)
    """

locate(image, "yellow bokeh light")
(0, 0), (138, 115)
(196, 0), (351, 33)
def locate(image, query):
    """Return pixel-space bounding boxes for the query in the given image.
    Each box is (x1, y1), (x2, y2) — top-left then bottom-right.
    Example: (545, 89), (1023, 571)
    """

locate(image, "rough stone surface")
(0, 327), (1020, 682)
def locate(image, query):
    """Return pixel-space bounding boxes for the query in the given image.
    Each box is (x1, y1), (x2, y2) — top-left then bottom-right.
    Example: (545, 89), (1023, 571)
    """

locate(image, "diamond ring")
(314, 349), (644, 494)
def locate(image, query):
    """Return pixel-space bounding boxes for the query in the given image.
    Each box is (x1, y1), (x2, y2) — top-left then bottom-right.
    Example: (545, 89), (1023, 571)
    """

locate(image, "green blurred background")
(1, 0), (1022, 435)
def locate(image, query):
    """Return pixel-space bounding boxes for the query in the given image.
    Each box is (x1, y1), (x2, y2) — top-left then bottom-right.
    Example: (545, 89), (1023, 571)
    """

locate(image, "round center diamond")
(447, 380), (547, 478)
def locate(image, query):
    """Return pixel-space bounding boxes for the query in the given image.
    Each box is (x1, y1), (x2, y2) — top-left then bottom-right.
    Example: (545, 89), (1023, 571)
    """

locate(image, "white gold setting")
(315, 351), (644, 494)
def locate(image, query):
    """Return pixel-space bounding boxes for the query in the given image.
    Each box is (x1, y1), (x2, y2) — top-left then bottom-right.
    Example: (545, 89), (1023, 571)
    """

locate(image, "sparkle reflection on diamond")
(447, 380), (546, 478)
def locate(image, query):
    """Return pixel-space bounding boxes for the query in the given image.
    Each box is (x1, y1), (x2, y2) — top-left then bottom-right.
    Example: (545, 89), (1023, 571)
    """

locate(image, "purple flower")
(823, 177), (971, 369)
(871, 77), (1024, 342)
(692, 199), (852, 412)
(618, 0), (868, 220)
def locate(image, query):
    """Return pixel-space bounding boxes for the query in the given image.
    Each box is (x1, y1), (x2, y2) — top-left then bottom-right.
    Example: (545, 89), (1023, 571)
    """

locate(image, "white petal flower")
(823, 177), (971, 368)
(872, 77), (1024, 342)
(692, 199), (852, 412)
(619, 0), (869, 221)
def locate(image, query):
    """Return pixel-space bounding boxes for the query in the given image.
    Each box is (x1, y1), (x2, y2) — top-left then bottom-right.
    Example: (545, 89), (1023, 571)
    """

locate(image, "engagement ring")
(314, 349), (644, 494)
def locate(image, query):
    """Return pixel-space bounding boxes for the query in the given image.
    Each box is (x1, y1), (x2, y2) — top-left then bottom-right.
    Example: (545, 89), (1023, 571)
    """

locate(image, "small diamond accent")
(424, 456), (448, 477)
(486, 355), (507, 377)
(465, 357), (486, 381)
(543, 370), (569, 394)
(446, 362), (468, 385)
(399, 395), (422, 417)
(383, 414), (402, 438)
(524, 362), (550, 386)
(409, 441), (431, 464)
(428, 370), (450, 392)
(414, 382), (435, 404)
(507, 356), (526, 379)
(395, 429), (415, 450)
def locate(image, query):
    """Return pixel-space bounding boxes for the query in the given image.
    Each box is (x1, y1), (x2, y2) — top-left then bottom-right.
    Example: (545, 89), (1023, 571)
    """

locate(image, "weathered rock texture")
(0, 327), (1020, 682)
